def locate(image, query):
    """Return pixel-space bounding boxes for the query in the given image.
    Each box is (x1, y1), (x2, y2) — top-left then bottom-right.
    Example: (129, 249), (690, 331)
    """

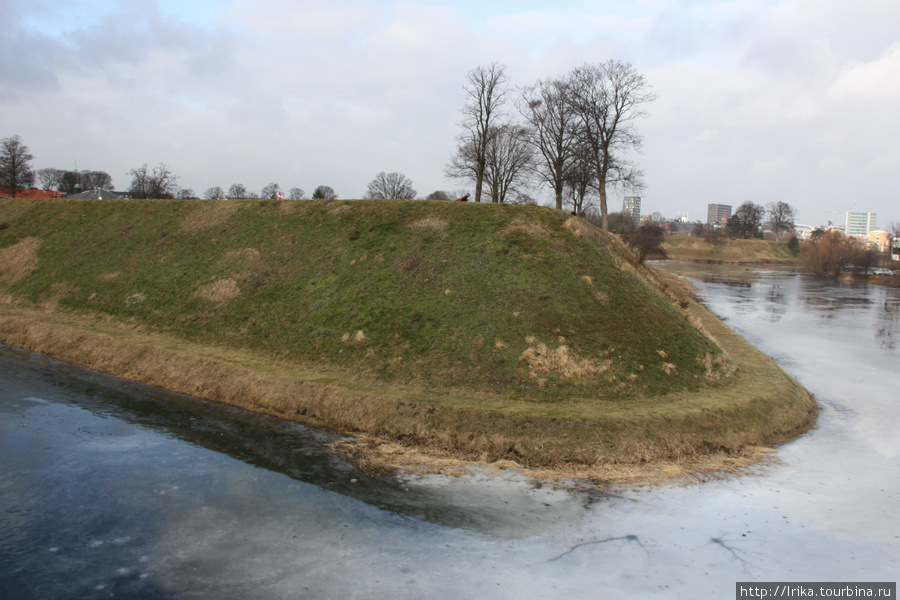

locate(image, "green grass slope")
(0, 198), (723, 400)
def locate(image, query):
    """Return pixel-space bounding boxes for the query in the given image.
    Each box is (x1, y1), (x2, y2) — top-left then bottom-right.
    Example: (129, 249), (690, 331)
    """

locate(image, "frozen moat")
(1, 264), (898, 598)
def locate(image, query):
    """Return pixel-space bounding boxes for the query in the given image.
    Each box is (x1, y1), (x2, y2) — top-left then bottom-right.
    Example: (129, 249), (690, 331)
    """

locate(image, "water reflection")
(875, 296), (900, 350)
(797, 281), (874, 316)
(0, 345), (584, 536)
(658, 262), (897, 342)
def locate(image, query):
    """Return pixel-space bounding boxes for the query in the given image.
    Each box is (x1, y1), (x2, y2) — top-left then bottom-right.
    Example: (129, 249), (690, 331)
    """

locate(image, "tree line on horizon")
(3, 56), (656, 221)
(0, 134), (440, 203)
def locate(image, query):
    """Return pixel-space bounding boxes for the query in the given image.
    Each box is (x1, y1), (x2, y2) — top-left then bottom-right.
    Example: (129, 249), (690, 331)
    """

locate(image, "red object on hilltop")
(0, 188), (66, 199)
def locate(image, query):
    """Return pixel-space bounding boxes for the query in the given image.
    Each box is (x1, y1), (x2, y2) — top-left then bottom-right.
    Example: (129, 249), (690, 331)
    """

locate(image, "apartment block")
(707, 204), (732, 226)
(622, 196), (641, 225)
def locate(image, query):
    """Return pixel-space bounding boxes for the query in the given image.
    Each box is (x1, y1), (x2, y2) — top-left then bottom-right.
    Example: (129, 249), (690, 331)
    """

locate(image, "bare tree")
(84, 171), (114, 191)
(204, 186), (225, 200)
(58, 170), (82, 194)
(426, 190), (452, 201)
(177, 188), (195, 200)
(704, 227), (727, 250)
(562, 140), (598, 215)
(890, 222), (900, 237)
(0, 135), (35, 197)
(566, 61), (656, 231)
(446, 63), (509, 203)
(607, 211), (637, 235)
(365, 171), (417, 199)
(518, 77), (578, 210)
(227, 183), (248, 199)
(728, 201), (765, 239)
(261, 182), (281, 199)
(446, 136), (480, 196)
(312, 185), (337, 200)
(801, 230), (875, 279)
(127, 163), (179, 199)
(692, 221), (706, 237)
(288, 187), (306, 200)
(483, 124), (535, 203)
(94, 172), (112, 190)
(623, 223), (668, 264)
(766, 201), (796, 238)
(36, 168), (64, 192)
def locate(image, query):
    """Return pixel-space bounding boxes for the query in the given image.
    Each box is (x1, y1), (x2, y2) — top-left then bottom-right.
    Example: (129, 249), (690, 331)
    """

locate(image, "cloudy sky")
(2, 0), (898, 226)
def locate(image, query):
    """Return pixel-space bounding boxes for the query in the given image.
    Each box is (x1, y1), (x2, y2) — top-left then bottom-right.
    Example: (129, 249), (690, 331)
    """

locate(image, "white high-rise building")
(622, 196), (641, 225)
(845, 211), (877, 238)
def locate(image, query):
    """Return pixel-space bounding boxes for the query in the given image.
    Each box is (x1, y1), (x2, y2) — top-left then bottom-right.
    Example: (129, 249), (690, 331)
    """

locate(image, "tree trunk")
(474, 164), (484, 203)
(599, 186), (609, 232)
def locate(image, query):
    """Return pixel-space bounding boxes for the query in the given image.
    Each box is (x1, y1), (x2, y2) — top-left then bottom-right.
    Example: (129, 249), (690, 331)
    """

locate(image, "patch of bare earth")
(0, 237), (41, 283)
(221, 248), (262, 269)
(409, 217), (448, 231)
(519, 338), (610, 379)
(194, 278), (241, 303)
(502, 215), (551, 238)
(180, 201), (239, 233)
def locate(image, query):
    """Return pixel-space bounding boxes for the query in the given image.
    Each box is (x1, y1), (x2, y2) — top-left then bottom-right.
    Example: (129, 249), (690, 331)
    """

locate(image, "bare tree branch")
(566, 61), (655, 231)
(365, 172), (417, 199)
(446, 63), (509, 202)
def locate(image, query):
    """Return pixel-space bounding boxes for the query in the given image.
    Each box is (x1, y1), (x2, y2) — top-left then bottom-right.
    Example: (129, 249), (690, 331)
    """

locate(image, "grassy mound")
(0, 198), (816, 480)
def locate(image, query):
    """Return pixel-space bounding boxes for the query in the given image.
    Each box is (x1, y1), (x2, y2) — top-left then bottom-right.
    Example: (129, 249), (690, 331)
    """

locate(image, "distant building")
(868, 230), (892, 253)
(622, 196), (641, 225)
(707, 204), (732, 226)
(845, 211), (877, 238)
(793, 224), (814, 240)
(67, 189), (129, 200)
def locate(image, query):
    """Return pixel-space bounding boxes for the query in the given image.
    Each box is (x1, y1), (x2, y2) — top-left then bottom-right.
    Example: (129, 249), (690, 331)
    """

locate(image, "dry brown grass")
(519, 341), (611, 378)
(409, 217), (448, 231)
(194, 278), (241, 303)
(221, 248), (262, 267)
(393, 254), (421, 272)
(664, 237), (799, 265)
(502, 215), (552, 238)
(328, 204), (352, 216)
(592, 290), (610, 303)
(180, 201), (239, 232)
(0, 237), (41, 283)
(698, 352), (736, 381)
(332, 435), (780, 485)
